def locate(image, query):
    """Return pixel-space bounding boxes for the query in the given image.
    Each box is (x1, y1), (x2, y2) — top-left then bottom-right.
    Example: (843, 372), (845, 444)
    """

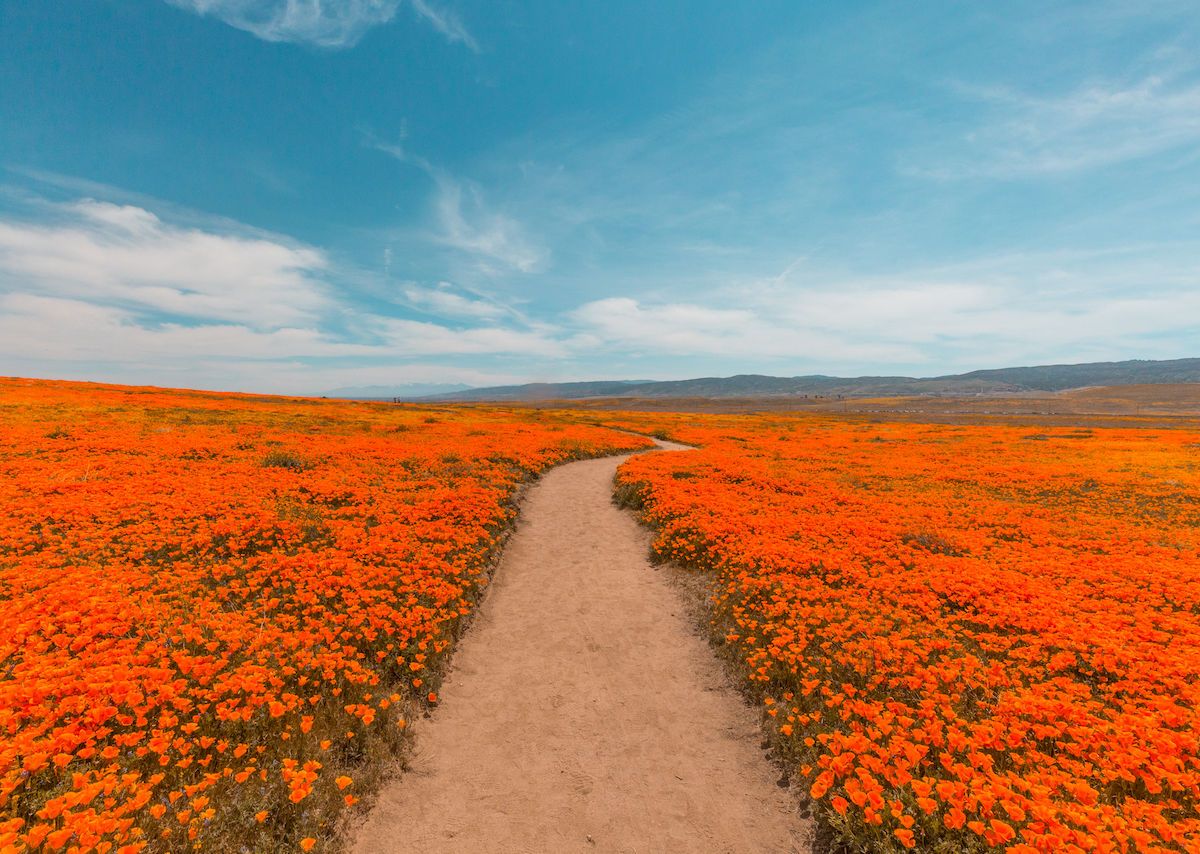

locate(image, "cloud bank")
(3, 195), (1196, 394)
(0, 200), (328, 328)
(0, 199), (551, 392)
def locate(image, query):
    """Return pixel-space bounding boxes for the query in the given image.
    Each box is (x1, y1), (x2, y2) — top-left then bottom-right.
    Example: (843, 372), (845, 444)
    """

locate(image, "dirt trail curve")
(351, 440), (811, 854)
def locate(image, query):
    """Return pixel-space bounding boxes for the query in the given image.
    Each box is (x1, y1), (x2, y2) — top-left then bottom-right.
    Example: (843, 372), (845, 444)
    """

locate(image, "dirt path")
(351, 441), (811, 854)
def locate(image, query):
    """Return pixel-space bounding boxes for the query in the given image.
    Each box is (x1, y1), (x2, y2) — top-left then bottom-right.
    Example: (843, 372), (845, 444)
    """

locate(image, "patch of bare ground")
(652, 560), (841, 854)
(349, 441), (811, 854)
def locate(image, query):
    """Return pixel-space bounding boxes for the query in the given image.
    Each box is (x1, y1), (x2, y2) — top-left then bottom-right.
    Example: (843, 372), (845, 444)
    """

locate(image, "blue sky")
(1, 0), (1198, 393)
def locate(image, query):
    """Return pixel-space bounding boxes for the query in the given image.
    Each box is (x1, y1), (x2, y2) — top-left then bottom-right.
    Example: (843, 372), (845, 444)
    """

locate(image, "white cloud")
(4, 191), (1196, 394)
(0, 200), (329, 329)
(753, 281), (999, 344)
(166, 0), (478, 50)
(0, 294), (521, 394)
(0, 199), (561, 393)
(166, 0), (401, 48)
(374, 316), (565, 357)
(410, 0), (478, 52)
(403, 283), (507, 319)
(569, 297), (921, 364)
(567, 249), (1200, 373)
(0, 292), (563, 364)
(783, 281), (1198, 351)
(280, 362), (519, 393)
(0, 294), (350, 364)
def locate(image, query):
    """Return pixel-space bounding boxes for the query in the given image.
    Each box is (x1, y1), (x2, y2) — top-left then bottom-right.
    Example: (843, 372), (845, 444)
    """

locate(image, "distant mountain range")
(324, 382), (473, 400)
(416, 358), (1200, 402)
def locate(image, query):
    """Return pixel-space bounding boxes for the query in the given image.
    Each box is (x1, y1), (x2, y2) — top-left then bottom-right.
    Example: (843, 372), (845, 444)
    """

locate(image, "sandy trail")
(351, 441), (811, 854)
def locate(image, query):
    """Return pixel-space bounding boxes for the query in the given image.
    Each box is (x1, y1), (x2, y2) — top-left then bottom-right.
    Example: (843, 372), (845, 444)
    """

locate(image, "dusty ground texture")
(350, 441), (811, 854)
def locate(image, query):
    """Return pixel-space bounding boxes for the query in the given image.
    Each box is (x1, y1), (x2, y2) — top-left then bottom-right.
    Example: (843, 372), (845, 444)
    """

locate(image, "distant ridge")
(418, 358), (1200, 402)
(325, 382), (473, 400)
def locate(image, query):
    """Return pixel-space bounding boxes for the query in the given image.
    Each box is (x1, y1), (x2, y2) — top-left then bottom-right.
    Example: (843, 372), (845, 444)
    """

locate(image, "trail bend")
(351, 440), (811, 854)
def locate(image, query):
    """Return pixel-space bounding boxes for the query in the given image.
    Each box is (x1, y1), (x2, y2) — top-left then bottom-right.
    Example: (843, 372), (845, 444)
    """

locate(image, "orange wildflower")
(0, 378), (649, 852)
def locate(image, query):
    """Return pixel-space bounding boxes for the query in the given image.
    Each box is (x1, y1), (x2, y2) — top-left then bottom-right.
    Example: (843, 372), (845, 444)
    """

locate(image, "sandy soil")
(350, 440), (811, 854)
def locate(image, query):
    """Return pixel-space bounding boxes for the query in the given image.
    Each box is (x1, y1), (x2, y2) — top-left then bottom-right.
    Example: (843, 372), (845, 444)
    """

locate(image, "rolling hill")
(418, 358), (1200, 402)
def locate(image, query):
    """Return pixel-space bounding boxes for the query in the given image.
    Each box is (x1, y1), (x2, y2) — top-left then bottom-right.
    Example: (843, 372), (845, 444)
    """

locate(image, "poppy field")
(5, 376), (1199, 854)
(613, 413), (1200, 853)
(0, 378), (650, 853)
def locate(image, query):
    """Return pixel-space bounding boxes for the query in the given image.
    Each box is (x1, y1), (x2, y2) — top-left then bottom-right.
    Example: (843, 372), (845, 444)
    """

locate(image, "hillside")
(420, 358), (1200, 402)
(945, 358), (1200, 391)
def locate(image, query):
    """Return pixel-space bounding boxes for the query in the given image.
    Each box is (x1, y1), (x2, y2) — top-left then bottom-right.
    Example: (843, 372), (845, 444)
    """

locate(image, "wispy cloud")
(166, 0), (478, 50)
(165, 0), (401, 48)
(402, 282), (508, 319)
(409, 0), (479, 52)
(370, 136), (547, 274)
(430, 179), (545, 273)
(910, 72), (1200, 180)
